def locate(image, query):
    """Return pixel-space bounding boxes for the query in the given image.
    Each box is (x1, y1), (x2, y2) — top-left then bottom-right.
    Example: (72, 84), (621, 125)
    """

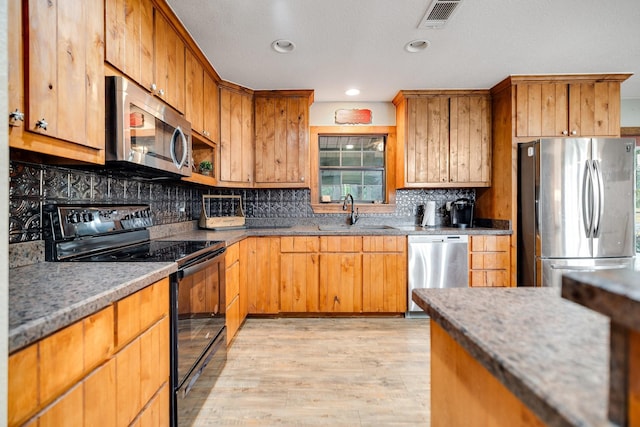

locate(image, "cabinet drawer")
(470, 252), (510, 270)
(320, 236), (362, 252)
(280, 236), (319, 253)
(362, 235), (406, 253)
(225, 242), (240, 268)
(116, 278), (169, 348)
(226, 260), (240, 302)
(226, 295), (241, 345)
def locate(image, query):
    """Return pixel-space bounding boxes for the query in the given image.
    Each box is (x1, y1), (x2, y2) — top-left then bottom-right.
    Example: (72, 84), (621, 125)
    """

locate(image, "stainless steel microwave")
(105, 76), (192, 177)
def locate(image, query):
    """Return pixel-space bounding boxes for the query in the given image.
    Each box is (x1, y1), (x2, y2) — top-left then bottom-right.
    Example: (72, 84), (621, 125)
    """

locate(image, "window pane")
(363, 151), (384, 167)
(319, 152), (340, 167)
(321, 170), (341, 185)
(342, 151), (362, 167)
(363, 171), (383, 185)
(342, 171), (362, 185)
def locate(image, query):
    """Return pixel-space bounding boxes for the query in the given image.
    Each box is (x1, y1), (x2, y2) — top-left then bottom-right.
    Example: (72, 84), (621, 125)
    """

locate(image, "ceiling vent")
(418, 0), (463, 29)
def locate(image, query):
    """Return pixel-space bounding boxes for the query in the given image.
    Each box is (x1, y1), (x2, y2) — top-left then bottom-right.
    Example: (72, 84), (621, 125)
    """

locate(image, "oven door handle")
(178, 249), (226, 279)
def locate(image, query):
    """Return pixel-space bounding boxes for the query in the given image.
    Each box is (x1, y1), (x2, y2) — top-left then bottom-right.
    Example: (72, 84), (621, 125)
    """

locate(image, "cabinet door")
(319, 253), (363, 312)
(27, 0), (104, 150)
(254, 94), (310, 186)
(184, 49), (204, 136)
(203, 72), (220, 142)
(280, 253), (320, 312)
(449, 96), (491, 186)
(245, 237), (280, 314)
(105, 0), (154, 89)
(405, 97), (450, 184)
(569, 81), (621, 137)
(220, 87), (254, 185)
(515, 83), (569, 137)
(154, 11), (185, 112)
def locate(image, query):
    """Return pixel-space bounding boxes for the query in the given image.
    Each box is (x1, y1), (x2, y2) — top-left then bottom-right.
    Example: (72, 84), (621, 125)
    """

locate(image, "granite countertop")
(9, 262), (177, 353)
(8, 222), (510, 352)
(562, 269), (640, 331)
(412, 287), (612, 427)
(162, 224), (511, 245)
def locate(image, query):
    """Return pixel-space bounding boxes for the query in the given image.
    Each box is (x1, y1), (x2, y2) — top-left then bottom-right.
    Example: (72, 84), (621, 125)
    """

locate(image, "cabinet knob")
(9, 109), (24, 126)
(35, 118), (48, 130)
(570, 130), (577, 135)
(300, 176), (305, 182)
(150, 83), (157, 91)
(158, 89), (165, 96)
(562, 130), (569, 135)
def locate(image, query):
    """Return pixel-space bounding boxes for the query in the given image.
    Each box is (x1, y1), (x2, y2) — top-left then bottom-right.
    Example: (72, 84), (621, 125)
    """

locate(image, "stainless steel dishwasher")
(407, 235), (469, 316)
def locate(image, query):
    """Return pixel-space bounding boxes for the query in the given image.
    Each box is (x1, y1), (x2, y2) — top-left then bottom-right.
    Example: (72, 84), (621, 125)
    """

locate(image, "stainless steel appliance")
(450, 198), (474, 228)
(105, 76), (193, 177)
(518, 138), (636, 287)
(407, 235), (468, 317)
(43, 204), (226, 426)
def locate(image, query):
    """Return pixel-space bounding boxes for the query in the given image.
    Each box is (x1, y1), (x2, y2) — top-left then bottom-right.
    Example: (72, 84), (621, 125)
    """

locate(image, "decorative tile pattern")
(8, 160), (476, 246)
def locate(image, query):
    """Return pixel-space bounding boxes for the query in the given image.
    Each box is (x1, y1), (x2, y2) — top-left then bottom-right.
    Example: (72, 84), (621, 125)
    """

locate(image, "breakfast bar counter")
(412, 287), (613, 427)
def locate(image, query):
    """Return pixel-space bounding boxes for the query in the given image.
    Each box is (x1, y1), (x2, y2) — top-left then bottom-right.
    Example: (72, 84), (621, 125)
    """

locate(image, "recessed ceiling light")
(345, 88), (360, 96)
(405, 39), (430, 53)
(271, 39), (296, 53)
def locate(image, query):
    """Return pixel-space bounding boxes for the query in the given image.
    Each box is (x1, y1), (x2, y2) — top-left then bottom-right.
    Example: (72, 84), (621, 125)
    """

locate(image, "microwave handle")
(170, 126), (188, 170)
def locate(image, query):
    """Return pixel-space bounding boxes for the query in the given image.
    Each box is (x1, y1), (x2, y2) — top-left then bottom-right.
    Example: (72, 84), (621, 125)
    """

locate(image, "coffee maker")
(450, 198), (474, 228)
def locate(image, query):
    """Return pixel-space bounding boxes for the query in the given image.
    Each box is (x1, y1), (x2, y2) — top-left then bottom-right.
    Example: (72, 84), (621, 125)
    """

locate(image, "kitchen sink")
(316, 224), (395, 231)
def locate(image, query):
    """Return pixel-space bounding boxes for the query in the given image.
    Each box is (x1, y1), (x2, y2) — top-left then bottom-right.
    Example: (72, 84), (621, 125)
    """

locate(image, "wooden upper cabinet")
(105, 0), (185, 112)
(514, 75), (629, 138)
(13, 0), (105, 163)
(254, 91), (314, 188)
(185, 49), (205, 137)
(153, 11), (186, 112)
(203, 72), (220, 143)
(394, 91), (491, 188)
(449, 95), (491, 185)
(185, 49), (220, 143)
(105, 0), (154, 90)
(219, 85), (254, 186)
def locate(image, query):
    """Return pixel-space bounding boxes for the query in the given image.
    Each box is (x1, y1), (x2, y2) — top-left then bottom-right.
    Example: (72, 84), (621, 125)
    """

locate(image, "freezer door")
(591, 138), (635, 257)
(538, 138), (592, 258)
(539, 257), (634, 288)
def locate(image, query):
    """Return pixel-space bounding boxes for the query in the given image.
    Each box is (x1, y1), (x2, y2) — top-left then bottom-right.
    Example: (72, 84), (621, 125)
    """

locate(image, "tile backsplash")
(9, 160), (474, 243)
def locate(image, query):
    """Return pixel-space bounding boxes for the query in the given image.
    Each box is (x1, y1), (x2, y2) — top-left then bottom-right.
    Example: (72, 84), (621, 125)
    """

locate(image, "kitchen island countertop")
(412, 287), (612, 427)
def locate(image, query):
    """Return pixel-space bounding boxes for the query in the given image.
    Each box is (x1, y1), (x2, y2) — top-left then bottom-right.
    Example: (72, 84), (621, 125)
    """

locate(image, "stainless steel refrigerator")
(518, 138), (636, 287)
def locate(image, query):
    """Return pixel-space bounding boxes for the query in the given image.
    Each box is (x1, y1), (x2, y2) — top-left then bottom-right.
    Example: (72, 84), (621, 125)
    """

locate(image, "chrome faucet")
(342, 193), (359, 225)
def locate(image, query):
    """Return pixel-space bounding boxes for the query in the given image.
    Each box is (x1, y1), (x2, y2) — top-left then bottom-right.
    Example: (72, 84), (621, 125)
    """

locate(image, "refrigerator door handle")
(582, 160), (594, 238)
(549, 263), (628, 271)
(592, 159), (605, 238)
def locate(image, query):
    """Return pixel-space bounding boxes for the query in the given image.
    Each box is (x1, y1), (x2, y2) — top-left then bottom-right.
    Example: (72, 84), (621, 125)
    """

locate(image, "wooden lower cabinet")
(225, 242), (243, 344)
(469, 235), (511, 287)
(319, 252), (363, 312)
(8, 278), (170, 427)
(362, 236), (407, 313)
(280, 237), (320, 312)
(245, 237), (280, 314)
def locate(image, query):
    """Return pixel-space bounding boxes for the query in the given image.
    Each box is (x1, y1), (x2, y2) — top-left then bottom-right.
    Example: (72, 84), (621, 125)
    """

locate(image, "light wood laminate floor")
(185, 317), (431, 426)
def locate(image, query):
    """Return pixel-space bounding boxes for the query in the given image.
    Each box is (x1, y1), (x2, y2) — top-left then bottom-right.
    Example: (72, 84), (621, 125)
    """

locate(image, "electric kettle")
(450, 198), (474, 228)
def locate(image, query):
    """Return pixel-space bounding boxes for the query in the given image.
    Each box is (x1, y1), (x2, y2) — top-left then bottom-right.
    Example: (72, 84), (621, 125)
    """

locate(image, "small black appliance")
(450, 198), (474, 228)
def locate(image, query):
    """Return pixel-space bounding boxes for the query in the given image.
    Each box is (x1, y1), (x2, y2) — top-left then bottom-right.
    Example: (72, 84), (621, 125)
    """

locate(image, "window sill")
(311, 202), (397, 214)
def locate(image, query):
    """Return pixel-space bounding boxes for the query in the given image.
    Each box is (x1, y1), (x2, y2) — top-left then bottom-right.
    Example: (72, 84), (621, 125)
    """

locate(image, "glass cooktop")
(71, 240), (225, 263)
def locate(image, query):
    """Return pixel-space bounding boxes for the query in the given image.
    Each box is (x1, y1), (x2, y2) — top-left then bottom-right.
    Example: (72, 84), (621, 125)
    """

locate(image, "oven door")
(171, 249), (226, 426)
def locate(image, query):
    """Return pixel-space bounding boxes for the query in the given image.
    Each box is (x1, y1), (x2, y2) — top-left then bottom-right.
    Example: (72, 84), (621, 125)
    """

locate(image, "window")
(319, 135), (385, 203)
(309, 126), (397, 214)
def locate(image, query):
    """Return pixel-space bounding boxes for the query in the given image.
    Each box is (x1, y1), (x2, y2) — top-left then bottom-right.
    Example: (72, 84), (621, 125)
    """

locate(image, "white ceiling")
(167, 0), (640, 103)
